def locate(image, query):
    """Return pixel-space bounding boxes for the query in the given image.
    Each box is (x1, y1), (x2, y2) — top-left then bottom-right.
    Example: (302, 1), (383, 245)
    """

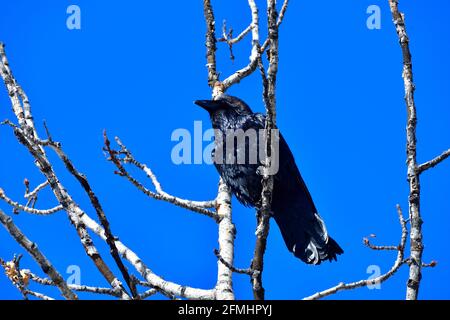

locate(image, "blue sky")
(0, 0), (449, 300)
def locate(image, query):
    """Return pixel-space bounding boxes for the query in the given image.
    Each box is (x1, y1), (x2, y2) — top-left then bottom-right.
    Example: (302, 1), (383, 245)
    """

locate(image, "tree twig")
(221, 0), (261, 90)
(24, 271), (123, 297)
(103, 133), (218, 220)
(304, 205), (408, 300)
(0, 188), (63, 215)
(363, 236), (399, 251)
(24, 180), (49, 199)
(417, 149), (450, 174)
(214, 249), (253, 275)
(23, 290), (55, 300)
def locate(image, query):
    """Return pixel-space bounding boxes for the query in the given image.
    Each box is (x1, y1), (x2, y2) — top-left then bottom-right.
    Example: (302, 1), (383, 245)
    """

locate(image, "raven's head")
(194, 95), (253, 117)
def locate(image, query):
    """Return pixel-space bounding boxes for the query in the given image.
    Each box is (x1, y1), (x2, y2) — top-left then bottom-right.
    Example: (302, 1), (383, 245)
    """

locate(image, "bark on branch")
(417, 149), (450, 174)
(0, 210), (77, 299)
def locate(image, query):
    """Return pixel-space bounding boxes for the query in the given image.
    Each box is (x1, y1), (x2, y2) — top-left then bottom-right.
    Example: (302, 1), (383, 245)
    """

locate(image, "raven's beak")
(194, 100), (222, 113)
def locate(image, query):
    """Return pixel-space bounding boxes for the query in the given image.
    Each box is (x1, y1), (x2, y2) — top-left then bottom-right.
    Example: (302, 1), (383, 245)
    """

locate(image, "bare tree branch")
(24, 271), (123, 298)
(219, 23), (253, 45)
(203, 0), (219, 87)
(388, 0), (424, 300)
(250, 0), (280, 301)
(219, 19), (256, 62)
(40, 130), (138, 299)
(417, 148), (450, 174)
(221, 0), (261, 90)
(421, 261), (437, 268)
(138, 288), (158, 300)
(103, 133), (218, 220)
(214, 180), (235, 300)
(24, 180), (49, 200)
(363, 236), (399, 251)
(214, 249), (253, 275)
(133, 279), (178, 300)
(10, 126), (131, 300)
(260, 0), (289, 53)
(24, 290), (55, 300)
(304, 205), (408, 300)
(0, 210), (77, 299)
(0, 188), (63, 215)
(80, 212), (215, 299)
(0, 46), (132, 299)
(0, 43), (43, 153)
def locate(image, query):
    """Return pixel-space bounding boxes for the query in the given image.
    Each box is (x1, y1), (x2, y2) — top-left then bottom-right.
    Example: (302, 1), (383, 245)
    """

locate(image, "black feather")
(196, 95), (343, 264)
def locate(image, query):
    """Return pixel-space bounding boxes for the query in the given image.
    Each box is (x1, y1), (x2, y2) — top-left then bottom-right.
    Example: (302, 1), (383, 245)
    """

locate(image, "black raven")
(195, 95), (343, 265)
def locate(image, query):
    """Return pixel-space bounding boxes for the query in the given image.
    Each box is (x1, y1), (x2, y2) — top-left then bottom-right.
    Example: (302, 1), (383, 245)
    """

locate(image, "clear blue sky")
(0, 0), (449, 300)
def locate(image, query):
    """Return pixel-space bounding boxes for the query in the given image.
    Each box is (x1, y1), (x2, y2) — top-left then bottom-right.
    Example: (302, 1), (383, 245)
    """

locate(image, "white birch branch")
(24, 180), (49, 199)
(0, 209), (77, 299)
(221, 0), (261, 90)
(388, 0), (423, 300)
(214, 180), (235, 300)
(24, 290), (55, 300)
(80, 211), (215, 299)
(0, 188), (63, 215)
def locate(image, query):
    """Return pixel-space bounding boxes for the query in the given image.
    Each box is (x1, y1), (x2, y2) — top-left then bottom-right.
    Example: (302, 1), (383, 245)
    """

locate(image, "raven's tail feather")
(294, 235), (344, 265)
(274, 212), (344, 265)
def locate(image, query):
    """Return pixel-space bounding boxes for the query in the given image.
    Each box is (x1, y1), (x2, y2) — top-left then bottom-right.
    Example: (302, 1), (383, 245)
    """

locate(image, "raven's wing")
(253, 114), (343, 264)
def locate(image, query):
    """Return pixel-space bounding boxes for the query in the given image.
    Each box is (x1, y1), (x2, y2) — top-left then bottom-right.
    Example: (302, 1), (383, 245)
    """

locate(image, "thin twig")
(24, 290), (55, 300)
(24, 180), (49, 199)
(222, 0), (261, 90)
(103, 133), (218, 220)
(417, 149), (450, 174)
(422, 261), (438, 268)
(214, 249), (253, 275)
(304, 205), (408, 300)
(25, 271), (123, 297)
(363, 237), (399, 251)
(219, 23), (253, 46)
(0, 188), (63, 215)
